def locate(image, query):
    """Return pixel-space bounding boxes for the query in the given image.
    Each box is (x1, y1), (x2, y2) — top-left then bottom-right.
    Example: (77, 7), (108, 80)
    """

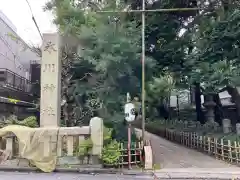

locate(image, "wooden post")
(199, 136), (202, 150)
(207, 137), (211, 154)
(221, 139), (224, 160)
(196, 133), (198, 149)
(228, 140), (232, 162)
(234, 141), (238, 164)
(214, 138), (217, 158)
(144, 145), (153, 169)
(203, 136), (206, 152)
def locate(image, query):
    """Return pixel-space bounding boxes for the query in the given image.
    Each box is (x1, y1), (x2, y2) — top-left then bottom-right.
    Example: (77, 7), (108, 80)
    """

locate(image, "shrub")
(3, 116), (38, 128)
(19, 116), (38, 127)
(101, 139), (121, 165)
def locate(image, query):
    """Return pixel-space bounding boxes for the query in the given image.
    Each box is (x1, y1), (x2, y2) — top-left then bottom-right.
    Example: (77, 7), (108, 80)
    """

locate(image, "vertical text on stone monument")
(41, 106), (55, 116)
(44, 41), (57, 54)
(40, 33), (61, 127)
(43, 84), (56, 92)
(43, 64), (55, 72)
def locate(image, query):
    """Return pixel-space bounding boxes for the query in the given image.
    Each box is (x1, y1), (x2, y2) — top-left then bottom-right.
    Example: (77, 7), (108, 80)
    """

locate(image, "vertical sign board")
(40, 33), (61, 127)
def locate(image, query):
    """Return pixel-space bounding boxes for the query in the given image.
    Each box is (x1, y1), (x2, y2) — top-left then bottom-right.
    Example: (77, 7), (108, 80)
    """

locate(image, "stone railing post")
(5, 134), (14, 159)
(67, 136), (74, 156)
(90, 117), (103, 163)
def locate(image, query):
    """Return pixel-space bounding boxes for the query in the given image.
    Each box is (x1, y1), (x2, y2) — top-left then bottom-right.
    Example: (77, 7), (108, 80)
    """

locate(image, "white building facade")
(0, 10), (39, 80)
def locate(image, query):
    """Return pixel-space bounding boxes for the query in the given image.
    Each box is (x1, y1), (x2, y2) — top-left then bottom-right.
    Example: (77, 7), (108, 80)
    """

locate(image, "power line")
(25, 0), (34, 14)
(95, 7), (202, 13)
(24, 0), (43, 40)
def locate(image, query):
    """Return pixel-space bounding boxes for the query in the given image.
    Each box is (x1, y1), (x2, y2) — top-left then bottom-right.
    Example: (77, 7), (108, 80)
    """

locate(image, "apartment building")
(0, 10), (40, 103)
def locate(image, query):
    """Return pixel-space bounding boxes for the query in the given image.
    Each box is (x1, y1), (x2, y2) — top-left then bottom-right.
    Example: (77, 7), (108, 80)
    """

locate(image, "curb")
(0, 166), (153, 176)
(153, 172), (240, 179)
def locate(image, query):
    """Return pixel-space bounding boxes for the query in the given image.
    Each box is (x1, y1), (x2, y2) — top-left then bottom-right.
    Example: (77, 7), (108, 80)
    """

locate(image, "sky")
(0, 0), (56, 45)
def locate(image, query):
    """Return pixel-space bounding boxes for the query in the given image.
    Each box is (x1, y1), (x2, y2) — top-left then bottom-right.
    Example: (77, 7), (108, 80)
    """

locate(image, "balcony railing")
(0, 68), (31, 93)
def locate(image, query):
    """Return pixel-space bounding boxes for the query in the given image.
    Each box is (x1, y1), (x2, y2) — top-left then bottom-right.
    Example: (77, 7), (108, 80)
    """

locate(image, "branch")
(29, 44), (42, 57)
(79, 73), (93, 81)
(179, 1), (219, 39)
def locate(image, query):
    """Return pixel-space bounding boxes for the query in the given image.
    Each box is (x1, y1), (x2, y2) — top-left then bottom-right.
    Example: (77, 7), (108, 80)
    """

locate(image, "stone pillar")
(236, 123), (240, 135)
(196, 121), (201, 129)
(203, 101), (216, 123)
(40, 33), (61, 127)
(90, 117), (103, 163)
(184, 121), (188, 128)
(223, 119), (231, 134)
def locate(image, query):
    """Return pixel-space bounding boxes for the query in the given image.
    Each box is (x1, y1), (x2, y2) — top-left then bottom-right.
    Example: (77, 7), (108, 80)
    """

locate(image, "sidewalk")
(153, 168), (240, 179)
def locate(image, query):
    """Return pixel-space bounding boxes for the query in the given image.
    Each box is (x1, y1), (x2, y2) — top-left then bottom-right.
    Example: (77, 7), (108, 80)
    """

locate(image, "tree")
(188, 8), (240, 122)
(44, 0), (156, 125)
(147, 73), (175, 119)
(44, 0), (240, 126)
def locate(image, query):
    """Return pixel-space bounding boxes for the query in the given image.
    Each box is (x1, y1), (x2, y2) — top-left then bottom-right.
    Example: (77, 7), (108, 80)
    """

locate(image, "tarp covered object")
(0, 125), (59, 172)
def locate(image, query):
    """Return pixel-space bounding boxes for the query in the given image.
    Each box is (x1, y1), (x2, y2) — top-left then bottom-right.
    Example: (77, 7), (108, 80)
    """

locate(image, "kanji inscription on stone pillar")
(43, 64), (55, 72)
(40, 33), (61, 127)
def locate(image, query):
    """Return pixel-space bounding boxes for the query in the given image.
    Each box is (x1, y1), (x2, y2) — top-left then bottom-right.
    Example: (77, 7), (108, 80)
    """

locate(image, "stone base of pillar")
(236, 123), (240, 135)
(222, 119), (231, 134)
(91, 155), (101, 164)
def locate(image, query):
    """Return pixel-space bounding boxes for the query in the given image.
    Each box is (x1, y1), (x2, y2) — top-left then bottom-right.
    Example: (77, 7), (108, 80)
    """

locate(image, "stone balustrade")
(0, 118), (103, 165)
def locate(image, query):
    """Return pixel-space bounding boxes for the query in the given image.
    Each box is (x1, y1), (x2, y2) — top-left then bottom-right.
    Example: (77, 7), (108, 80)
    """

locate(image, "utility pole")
(141, 0), (146, 144)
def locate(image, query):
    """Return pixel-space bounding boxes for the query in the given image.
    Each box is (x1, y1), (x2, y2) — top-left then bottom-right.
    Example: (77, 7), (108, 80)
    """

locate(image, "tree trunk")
(176, 95), (180, 121)
(226, 85), (240, 123)
(213, 93), (223, 125)
(156, 104), (169, 120)
(194, 83), (204, 124)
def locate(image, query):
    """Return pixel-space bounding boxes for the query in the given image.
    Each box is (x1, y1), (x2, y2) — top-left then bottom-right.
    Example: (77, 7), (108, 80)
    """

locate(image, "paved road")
(0, 171), (236, 180)
(0, 172), (153, 180)
(135, 129), (238, 168)
(0, 171), (238, 180)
